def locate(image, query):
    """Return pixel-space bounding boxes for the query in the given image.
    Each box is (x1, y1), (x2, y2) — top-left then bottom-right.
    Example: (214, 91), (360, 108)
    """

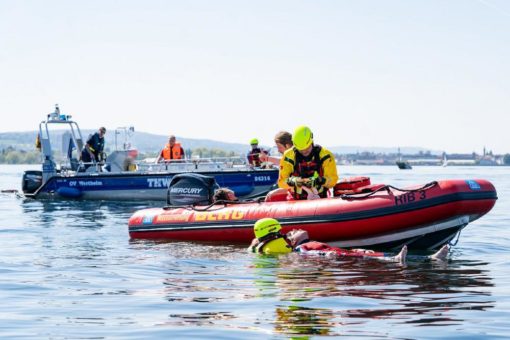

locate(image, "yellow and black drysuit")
(250, 233), (293, 254)
(278, 145), (338, 200)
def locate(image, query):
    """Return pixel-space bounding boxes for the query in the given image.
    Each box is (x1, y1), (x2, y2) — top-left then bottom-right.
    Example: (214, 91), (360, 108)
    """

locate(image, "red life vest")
(296, 241), (385, 258)
(162, 143), (183, 160)
(247, 147), (263, 167)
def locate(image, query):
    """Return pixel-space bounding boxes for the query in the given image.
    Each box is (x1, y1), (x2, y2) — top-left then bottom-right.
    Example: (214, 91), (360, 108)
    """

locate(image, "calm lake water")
(0, 165), (509, 339)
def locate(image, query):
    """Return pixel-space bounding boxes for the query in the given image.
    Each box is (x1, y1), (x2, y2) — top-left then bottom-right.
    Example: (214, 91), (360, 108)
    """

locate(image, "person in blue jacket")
(81, 127), (106, 169)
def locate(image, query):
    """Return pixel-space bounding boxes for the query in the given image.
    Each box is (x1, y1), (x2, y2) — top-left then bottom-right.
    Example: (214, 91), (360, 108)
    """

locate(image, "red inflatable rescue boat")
(128, 178), (497, 250)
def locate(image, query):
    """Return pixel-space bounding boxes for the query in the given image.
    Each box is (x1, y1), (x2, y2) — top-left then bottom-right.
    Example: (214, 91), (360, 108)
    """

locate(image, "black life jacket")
(291, 145), (330, 199)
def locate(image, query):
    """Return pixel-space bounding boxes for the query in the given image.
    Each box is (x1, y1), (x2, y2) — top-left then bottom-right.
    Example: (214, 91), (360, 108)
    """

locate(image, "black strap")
(340, 181), (438, 200)
(284, 156), (295, 166)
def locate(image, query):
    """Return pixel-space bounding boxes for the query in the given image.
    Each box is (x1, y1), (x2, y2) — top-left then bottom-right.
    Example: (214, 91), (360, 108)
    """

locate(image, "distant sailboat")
(396, 147), (412, 170)
(442, 152), (448, 167)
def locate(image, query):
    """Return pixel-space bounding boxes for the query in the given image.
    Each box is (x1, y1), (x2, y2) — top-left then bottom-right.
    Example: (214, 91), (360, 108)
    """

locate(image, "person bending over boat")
(248, 218), (449, 263)
(274, 130), (293, 154)
(80, 127), (106, 169)
(278, 126), (338, 200)
(156, 135), (185, 163)
(247, 138), (269, 168)
(262, 131), (294, 168)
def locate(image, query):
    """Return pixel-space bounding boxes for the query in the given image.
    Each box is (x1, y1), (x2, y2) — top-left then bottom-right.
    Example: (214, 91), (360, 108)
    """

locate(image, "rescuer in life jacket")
(248, 218), (404, 259)
(247, 138), (269, 168)
(156, 135), (185, 163)
(248, 218), (391, 257)
(80, 127), (106, 170)
(249, 218), (293, 254)
(248, 219), (450, 262)
(278, 126), (339, 200)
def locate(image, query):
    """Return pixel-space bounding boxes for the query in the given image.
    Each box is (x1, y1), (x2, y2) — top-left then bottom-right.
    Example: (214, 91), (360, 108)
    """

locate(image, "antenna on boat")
(47, 104), (71, 121)
(48, 104), (59, 121)
(114, 126), (135, 151)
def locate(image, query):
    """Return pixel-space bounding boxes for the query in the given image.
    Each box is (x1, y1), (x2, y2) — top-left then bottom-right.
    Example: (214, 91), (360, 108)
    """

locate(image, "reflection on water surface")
(0, 165), (506, 338)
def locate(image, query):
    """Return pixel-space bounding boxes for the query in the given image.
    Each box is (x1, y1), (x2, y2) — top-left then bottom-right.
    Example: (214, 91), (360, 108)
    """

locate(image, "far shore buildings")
(337, 148), (505, 166)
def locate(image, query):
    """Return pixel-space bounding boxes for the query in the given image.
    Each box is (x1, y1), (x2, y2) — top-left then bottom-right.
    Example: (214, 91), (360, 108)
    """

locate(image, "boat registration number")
(394, 191), (426, 206)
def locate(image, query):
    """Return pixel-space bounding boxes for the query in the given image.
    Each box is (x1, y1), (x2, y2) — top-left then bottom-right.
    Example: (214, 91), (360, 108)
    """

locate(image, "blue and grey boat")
(21, 106), (278, 200)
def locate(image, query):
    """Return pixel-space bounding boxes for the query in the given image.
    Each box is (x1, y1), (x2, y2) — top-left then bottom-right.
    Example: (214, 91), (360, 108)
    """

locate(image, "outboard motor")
(21, 170), (43, 194)
(167, 173), (219, 206)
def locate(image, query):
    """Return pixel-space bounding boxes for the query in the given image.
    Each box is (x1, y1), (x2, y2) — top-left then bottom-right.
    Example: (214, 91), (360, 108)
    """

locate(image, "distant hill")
(130, 132), (250, 155)
(0, 130), (253, 155)
(0, 130), (442, 155)
(0, 131), (37, 150)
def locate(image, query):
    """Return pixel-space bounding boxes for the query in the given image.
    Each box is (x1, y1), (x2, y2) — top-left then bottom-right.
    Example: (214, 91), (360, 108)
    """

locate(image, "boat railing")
(55, 159), (104, 176)
(135, 156), (252, 173)
(55, 155), (268, 176)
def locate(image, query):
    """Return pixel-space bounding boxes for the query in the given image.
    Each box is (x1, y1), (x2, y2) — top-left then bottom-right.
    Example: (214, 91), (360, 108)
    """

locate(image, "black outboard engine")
(21, 170), (43, 194)
(167, 173), (219, 206)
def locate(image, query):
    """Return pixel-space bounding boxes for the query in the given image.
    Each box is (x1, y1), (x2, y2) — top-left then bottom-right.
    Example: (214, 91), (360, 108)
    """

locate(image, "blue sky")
(1, 0), (509, 153)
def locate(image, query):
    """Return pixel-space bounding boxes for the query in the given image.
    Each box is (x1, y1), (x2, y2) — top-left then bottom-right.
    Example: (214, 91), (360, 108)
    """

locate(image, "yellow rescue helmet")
(292, 125), (313, 151)
(250, 138), (259, 145)
(254, 218), (281, 240)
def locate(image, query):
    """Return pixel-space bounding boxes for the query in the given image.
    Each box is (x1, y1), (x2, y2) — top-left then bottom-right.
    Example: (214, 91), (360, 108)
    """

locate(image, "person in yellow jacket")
(278, 125), (338, 200)
(249, 218), (293, 254)
(249, 218), (450, 261)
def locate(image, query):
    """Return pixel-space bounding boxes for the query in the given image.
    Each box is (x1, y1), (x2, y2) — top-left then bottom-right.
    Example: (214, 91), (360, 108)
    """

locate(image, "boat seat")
(334, 184), (386, 196)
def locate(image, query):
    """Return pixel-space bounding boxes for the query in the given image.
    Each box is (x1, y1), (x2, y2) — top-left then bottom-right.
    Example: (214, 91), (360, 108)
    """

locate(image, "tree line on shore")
(0, 146), (239, 164)
(2, 146), (510, 165)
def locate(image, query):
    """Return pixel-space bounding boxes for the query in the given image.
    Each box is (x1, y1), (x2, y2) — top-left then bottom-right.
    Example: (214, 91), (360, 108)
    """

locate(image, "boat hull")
(128, 179), (497, 250)
(28, 169), (278, 201)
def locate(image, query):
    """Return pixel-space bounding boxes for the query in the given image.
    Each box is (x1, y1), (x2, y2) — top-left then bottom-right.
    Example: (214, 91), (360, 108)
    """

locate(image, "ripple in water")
(0, 165), (508, 338)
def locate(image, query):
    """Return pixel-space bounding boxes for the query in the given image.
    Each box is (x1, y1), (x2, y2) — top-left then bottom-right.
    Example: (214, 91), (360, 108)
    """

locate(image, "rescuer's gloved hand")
(309, 175), (326, 189)
(287, 176), (303, 187)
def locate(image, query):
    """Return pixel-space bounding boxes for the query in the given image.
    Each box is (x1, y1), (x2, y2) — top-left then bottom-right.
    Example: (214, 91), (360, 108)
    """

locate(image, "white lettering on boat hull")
(147, 178), (171, 188)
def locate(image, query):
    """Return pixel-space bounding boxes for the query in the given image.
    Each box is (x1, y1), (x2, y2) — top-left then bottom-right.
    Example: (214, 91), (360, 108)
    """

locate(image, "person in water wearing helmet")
(249, 218), (293, 254)
(249, 218), (449, 262)
(278, 126), (338, 200)
(248, 218), (402, 259)
(247, 138), (268, 167)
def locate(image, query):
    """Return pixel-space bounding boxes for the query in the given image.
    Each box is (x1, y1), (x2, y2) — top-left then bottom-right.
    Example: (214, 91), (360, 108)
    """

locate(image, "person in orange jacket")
(156, 135), (185, 163)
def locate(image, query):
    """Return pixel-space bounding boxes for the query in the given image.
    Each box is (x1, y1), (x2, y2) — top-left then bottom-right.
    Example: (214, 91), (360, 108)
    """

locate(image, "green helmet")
(254, 218), (282, 240)
(250, 138), (259, 145)
(292, 126), (313, 150)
